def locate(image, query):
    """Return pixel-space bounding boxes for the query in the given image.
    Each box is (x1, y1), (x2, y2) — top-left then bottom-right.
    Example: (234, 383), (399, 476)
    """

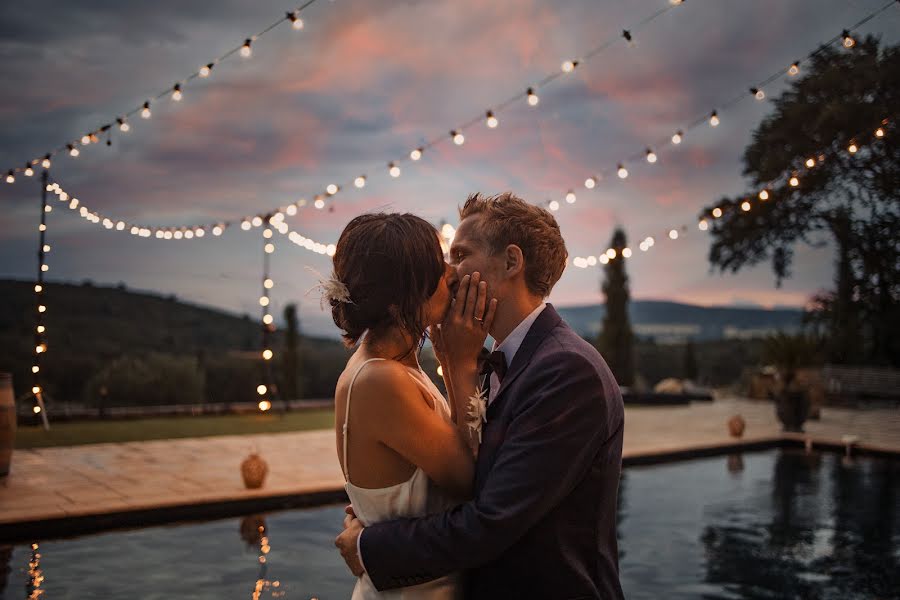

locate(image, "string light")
(354, 175), (366, 188)
(326, 183), (338, 195)
(606, 248), (617, 259)
(698, 219), (709, 231)
(68, 145), (79, 157)
(565, 191), (576, 204)
(81, 134), (92, 145)
(241, 39), (253, 57)
(875, 127), (885, 138)
(410, 148), (423, 161)
(561, 60), (578, 73)
(451, 130), (465, 145)
(741, 200), (751, 211)
(671, 130), (683, 145)
(141, 102), (152, 119)
(314, 197), (326, 209)
(24, 165), (34, 177)
(117, 118), (130, 132)
(172, 84), (183, 101)
(788, 62), (800, 76)
(5, 171), (13, 184)
(617, 164), (628, 179)
(759, 189), (769, 200)
(709, 111), (720, 127)
(848, 142), (858, 154)
(669, 229), (679, 240)
(751, 87), (765, 100)
(389, 162), (401, 177)
(548, 200), (560, 211)
(41, 156), (51, 169)
(486, 111), (498, 128)
(789, 176), (800, 186)
(622, 30), (633, 44)
(645, 149), (657, 163)
(526, 87), (539, 106)
(199, 63), (213, 77)
(584, 177), (597, 189)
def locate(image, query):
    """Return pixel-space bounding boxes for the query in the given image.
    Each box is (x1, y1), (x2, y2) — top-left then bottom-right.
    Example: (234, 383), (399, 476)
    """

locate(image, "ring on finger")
(473, 316), (483, 322)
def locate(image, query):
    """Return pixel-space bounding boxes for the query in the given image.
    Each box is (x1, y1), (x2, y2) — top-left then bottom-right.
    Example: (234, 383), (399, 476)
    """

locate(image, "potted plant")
(762, 332), (822, 433)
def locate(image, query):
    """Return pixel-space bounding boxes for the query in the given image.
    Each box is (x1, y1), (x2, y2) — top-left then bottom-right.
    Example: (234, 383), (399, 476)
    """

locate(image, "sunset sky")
(2, 0), (898, 336)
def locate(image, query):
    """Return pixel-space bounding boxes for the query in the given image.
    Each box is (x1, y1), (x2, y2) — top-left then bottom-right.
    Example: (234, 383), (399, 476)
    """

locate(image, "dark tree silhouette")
(597, 228), (635, 386)
(282, 303), (300, 400)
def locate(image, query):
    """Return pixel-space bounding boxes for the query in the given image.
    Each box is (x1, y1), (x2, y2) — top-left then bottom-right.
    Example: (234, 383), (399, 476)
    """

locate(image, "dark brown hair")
(459, 192), (567, 297)
(330, 213), (445, 349)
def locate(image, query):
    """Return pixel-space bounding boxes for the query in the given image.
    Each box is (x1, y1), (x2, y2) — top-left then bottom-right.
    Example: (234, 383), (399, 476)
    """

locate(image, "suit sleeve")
(359, 352), (609, 591)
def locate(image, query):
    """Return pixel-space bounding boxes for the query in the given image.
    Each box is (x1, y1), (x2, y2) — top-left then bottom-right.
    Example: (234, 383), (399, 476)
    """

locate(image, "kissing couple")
(326, 192), (624, 599)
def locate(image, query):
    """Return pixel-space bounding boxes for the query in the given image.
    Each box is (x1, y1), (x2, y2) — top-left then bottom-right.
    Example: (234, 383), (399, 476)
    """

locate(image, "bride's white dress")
(342, 358), (464, 600)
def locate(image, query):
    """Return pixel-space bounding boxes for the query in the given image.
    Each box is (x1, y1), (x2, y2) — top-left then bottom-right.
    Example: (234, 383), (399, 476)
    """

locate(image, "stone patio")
(1, 397), (898, 531)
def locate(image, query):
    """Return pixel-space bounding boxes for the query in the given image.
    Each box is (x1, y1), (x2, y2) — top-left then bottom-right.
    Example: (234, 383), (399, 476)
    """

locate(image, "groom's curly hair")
(331, 213), (445, 349)
(459, 192), (568, 298)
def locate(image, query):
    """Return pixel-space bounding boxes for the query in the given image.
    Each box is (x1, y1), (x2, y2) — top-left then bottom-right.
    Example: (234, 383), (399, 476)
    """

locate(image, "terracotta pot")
(241, 453), (269, 489)
(727, 415), (746, 438)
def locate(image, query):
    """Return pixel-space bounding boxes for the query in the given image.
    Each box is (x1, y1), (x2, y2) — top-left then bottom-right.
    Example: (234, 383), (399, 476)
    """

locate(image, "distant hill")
(556, 300), (803, 343)
(0, 279), (351, 404)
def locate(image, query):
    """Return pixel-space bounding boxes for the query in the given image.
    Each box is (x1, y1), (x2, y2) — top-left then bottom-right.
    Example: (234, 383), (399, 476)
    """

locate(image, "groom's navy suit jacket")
(360, 304), (625, 599)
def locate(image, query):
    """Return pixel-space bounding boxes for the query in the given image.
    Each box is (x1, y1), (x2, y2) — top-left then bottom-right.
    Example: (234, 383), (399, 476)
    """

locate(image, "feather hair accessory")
(305, 266), (353, 310)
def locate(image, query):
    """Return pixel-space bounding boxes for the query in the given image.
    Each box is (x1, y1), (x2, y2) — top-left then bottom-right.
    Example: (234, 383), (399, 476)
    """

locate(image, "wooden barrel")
(0, 373), (15, 477)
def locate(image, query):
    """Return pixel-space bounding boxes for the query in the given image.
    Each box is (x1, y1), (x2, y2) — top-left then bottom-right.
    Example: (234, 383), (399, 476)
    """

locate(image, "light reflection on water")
(1, 449), (897, 599)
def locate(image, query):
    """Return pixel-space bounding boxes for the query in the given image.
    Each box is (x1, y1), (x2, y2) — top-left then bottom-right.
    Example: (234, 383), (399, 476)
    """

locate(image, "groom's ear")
(504, 244), (525, 278)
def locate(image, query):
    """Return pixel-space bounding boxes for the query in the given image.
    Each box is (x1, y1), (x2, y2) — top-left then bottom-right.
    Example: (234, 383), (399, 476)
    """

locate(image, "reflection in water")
(238, 516), (284, 599)
(0, 546), (11, 596)
(26, 544), (43, 599)
(726, 453), (744, 475)
(700, 450), (899, 599)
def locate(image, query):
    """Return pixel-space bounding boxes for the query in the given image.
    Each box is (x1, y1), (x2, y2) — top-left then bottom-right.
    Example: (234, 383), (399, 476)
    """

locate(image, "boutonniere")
(466, 386), (488, 443)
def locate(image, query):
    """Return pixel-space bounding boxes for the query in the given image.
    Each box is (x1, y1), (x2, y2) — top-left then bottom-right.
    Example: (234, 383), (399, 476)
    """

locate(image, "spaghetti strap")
(342, 357), (386, 482)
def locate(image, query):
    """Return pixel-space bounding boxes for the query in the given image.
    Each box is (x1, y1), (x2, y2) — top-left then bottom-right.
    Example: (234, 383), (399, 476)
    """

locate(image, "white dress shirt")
(487, 303), (546, 406)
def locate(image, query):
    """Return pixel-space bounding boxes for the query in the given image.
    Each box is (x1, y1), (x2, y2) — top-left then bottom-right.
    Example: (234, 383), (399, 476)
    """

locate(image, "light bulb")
(264, 243), (275, 254)
(5, 171), (13, 184)
(586, 256), (597, 266)
(36, 344), (45, 353)
(486, 111), (498, 128)
(130, 226), (139, 235)
(741, 201), (751, 211)
(548, 200), (559, 211)
(32, 386), (41, 394)
(116, 221), (125, 231)
(32, 366), (40, 373)
(606, 248), (617, 259)
(142, 102), (152, 119)
(199, 63), (212, 77)
(172, 85), (182, 101)
(788, 62), (800, 76)
(698, 219), (709, 231)
(599, 255), (609, 264)
(241, 220), (251, 231)
(195, 228), (205, 238)
(565, 191), (576, 204)
(789, 176), (799, 187)
(260, 296), (270, 306)
(410, 148), (422, 161)
(804, 157), (816, 168)
(68, 145), (79, 157)
(561, 60), (577, 73)
(584, 177), (596, 189)
(286, 204), (297, 216)
(257, 384), (267, 395)
(669, 229), (679, 240)
(264, 278), (274, 289)
(37, 325), (45, 333)
(258, 400), (271, 411)
(326, 244), (336, 256)
(252, 216), (263, 227)
(39, 224), (46, 231)
(118, 118), (130, 132)
(645, 236), (655, 247)
(646, 149), (657, 163)
(262, 349), (273, 360)
(751, 87), (765, 100)
(164, 231), (173, 239)
(759, 190), (769, 200)
(617, 164), (628, 179)
(34, 284), (42, 292)
(241, 39), (252, 57)
(622, 248), (632, 258)
(38, 305), (46, 313)
(184, 230), (193, 239)
(526, 87), (539, 106)
(848, 142), (858, 154)
(389, 162), (401, 177)
(875, 127), (885, 138)
(24, 165), (34, 177)
(354, 175), (366, 188)
(81, 134), (91, 145)
(288, 12), (304, 29)
(41, 264), (49, 272)
(842, 30), (855, 48)
(42, 156), (51, 168)
(314, 198), (325, 209)
(263, 314), (273, 325)
(451, 130), (464, 145)
(44, 204), (52, 213)
(326, 183), (338, 195)
(709, 111), (720, 127)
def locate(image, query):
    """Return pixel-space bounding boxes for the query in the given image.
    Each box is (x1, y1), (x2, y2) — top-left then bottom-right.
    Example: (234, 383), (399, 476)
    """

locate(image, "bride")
(327, 213), (496, 599)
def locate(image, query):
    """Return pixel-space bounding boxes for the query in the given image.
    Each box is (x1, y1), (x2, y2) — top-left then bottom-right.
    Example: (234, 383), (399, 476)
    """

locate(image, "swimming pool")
(2, 449), (898, 599)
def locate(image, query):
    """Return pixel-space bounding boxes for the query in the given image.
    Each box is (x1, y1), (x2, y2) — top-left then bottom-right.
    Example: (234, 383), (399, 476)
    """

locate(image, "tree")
(597, 228), (635, 386)
(703, 37), (900, 366)
(683, 338), (698, 382)
(282, 303), (301, 400)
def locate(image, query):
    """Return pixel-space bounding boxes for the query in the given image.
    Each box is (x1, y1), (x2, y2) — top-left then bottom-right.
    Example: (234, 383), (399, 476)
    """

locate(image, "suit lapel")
(487, 304), (562, 417)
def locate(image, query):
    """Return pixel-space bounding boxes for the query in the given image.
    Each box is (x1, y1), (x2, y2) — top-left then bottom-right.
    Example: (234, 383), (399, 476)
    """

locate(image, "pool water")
(2, 449), (898, 599)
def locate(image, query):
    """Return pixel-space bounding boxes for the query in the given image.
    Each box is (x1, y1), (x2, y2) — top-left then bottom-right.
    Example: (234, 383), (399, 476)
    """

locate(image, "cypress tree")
(597, 228), (635, 386)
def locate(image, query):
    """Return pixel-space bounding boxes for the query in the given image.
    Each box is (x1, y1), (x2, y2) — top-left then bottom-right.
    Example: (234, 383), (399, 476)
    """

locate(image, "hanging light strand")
(569, 116), (894, 267)
(31, 171), (52, 427)
(545, 4), (898, 212)
(2, 0), (324, 178)
(258, 219), (277, 412)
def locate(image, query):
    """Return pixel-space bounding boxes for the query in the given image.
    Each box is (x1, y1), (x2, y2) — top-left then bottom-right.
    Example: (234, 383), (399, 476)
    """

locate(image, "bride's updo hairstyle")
(331, 213), (445, 349)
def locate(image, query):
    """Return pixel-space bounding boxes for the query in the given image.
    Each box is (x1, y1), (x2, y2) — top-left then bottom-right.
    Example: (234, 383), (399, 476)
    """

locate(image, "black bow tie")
(480, 350), (508, 382)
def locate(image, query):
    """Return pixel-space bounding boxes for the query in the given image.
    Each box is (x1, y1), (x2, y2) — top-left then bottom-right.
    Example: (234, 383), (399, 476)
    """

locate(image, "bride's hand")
(439, 272), (498, 370)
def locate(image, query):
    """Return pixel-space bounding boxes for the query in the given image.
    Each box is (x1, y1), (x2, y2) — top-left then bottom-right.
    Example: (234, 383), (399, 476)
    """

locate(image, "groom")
(335, 192), (625, 599)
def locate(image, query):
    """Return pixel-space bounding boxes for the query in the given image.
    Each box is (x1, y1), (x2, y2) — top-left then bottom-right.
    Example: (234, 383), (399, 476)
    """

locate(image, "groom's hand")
(335, 516), (365, 576)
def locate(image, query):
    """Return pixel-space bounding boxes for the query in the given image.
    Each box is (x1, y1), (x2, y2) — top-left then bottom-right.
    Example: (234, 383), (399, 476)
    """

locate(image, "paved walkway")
(2, 397), (898, 527)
